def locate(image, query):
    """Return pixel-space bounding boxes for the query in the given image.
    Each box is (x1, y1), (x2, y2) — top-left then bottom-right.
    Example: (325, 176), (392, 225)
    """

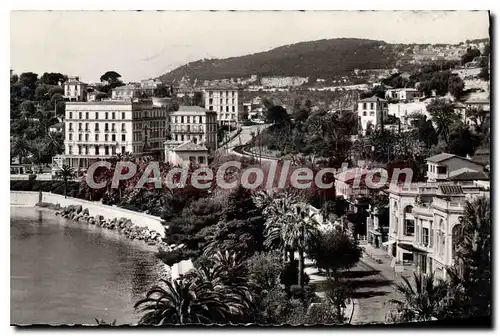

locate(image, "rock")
(82, 208), (89, 216)
(55, 212), (60, 216)
(75, 205), (83, 214)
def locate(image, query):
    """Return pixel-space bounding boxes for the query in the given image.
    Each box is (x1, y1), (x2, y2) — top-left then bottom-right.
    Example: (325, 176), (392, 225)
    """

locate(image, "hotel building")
(64, 99), (168, 169)
(386, 153), (490, 280)
(203, 83), (241, 127)
(167, 106), (218, 151)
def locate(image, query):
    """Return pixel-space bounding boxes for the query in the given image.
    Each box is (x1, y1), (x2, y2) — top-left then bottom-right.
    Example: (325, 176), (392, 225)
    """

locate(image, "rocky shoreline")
(36, 202), (169, 250)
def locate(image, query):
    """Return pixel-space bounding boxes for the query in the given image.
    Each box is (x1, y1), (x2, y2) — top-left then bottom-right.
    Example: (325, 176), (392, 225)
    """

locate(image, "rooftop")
(174, 141), (208, 152)
(177, 106), (206, 112)
(204, 83), (240, 90)
(448, 170), (489, 181)
(426, 153), (456, 163)
(359, 95), (388, 103)
(112, 85), (139, 91)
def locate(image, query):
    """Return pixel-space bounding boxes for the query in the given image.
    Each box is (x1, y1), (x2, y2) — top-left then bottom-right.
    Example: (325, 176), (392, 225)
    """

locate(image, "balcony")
(68, 129), (74, 133)
(432, 198), (465, 212)
(94, 129), (100, 133)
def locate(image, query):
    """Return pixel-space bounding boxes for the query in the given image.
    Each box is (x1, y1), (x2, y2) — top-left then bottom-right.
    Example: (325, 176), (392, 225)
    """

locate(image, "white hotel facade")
(203, 84), (241, 127)
(64, 100), (168, 169)
(386, 153), (490, 280)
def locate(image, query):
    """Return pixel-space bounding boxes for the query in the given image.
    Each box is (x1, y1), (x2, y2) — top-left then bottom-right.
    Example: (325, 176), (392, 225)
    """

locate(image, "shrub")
(28, 174), (37, 182)
(156, 249), (187, 267)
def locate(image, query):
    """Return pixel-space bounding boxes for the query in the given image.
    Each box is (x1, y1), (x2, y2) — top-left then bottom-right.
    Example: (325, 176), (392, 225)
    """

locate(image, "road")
(218, 123), (271, 159)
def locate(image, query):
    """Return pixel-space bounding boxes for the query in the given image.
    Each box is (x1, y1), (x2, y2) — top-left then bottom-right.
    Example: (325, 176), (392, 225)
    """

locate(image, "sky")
(10, 11), (490, 82)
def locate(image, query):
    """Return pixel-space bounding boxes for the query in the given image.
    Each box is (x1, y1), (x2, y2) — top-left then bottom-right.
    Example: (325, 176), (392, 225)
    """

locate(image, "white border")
(2, 2), (496, 336)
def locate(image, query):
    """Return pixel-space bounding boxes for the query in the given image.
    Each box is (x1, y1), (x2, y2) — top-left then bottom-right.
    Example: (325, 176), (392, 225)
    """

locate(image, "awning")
(398, 243), (428, 254)
(382, 239), (396, 246)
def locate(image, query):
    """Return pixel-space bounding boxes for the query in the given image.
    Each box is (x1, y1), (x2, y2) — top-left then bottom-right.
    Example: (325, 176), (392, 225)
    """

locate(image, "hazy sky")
(11, 11), (490, 82)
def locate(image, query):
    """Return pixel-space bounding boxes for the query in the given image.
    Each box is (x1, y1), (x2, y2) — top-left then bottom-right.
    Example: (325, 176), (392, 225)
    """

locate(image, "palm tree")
(445, 197), (491, 319)
(134, 278), (229, 325)
(11, 136), (31, 164)
(188, 251), (253, 319)
(55, 165), (76, 198)
(387, 272), (448, 323)
(258, 191), (319, 289)
(280, 204), (320, 289)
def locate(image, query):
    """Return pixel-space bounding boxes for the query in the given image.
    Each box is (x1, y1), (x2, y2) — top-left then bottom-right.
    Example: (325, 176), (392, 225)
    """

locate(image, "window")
(209, 98), (213, 104)
(69, 146), (73, 154)
(85, 134), (89, 141)
(232, 106), (235, 112)
(187, 116), (190, 123)
(78, 123), (82, 131)
(181, 116), (184, 123)
(95, 146), (99, 155)
(105, 123), (109, 131)
(112, 112), (115, 120)
(231, 114), (235, 120)
(122, 112), (125, 120)
(226, 99), (229, 104)
(370, 111), (375, 116)
(437, 166), (447, 174)
(95, 112), (99, 119)
(363, 103), (367, 109)
(226, 106), (229, 112)
(85, 112), (89, 119)
(404, 219), (415, 236)
(78, 146), (82, 155)
(69, 123), (73, 131)
(79, 112), (82, 119)
(122, 134), (126, 141)
(95, 134), (99, 141)
(363, 111), (367, 116)
(199, 156), (205, 164)
(181, 134), (184, 141)
(105, 146), (109, 155)
(220, 99), (223, 104)
(112, 123), (116, 131)
(111, 134), (116, 141)
(199, 116), (202, 123)
(69, 112), (73, 119)
(69, 134), (72, 141)
(105, 134), (108, 141)
(121, 123), (125, 131)
(105, 112), (109, 120)
(95, 123), (99, 131)
(121, 146), (126, 153)
(209, 106), (213, 111)
(85, 146), (89, 155)
(422, 227), (429, 247)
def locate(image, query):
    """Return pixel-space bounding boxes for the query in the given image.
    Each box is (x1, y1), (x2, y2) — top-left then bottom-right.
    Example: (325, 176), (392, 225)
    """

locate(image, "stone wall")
(10, 191), (165, 237)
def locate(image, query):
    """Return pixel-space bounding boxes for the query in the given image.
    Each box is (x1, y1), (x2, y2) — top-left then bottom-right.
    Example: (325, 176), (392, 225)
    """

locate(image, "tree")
(19, 72), (38, 88)
(446, 125), (481, 157)
(40, 72), (67, 86)
(99, 71), (124, 90)
(266, 105), (290, 125)
(426, 98), (461, 145)
(308, 228), (361, 279)
(10, 136), (31, 164)
(246, 251), (284, 291)
(19, 101), (36, 119)
(202, 186), (265, 259)
(446, 197), (491, 319)
(134, 278), (229, 325)
(448, 75), (464, 100)
(466, 107), (490, 135)
(192, 91), (204, 107)
(55, 165), (77, 198)
(153, 85), (172, 98)
(387, 272), (448, 323)
(460, 47), (481, 65)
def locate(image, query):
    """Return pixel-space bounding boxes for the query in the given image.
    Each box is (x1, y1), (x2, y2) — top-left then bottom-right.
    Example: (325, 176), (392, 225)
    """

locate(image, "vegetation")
(159, 38), (398, 81)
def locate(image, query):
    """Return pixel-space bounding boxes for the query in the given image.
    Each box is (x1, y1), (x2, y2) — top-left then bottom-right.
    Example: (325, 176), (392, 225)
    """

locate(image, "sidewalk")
(359, 244), (416, 284)
(304, 257), (358, 324)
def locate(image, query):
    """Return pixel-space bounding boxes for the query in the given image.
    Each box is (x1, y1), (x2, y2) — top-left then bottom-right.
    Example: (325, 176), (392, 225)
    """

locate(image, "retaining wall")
(10, 191), (165, 237)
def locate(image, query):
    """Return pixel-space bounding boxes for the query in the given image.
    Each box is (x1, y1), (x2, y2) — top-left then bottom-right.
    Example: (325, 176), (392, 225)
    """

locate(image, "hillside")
(158, 38), (398, 82)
